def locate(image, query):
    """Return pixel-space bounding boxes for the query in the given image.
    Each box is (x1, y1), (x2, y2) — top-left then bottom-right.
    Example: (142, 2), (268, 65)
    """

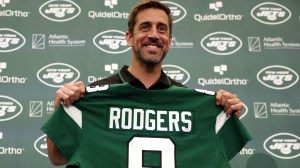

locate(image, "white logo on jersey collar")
(194, 88), (215, 95)
(86, 85), (109, 93)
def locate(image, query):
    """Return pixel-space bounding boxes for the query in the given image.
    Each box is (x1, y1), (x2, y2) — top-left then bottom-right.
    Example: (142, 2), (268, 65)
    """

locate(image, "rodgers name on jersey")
(108, 107), (193, 133)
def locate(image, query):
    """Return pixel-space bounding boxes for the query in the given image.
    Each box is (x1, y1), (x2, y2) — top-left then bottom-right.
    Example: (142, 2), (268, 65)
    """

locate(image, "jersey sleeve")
(218, 114), (252, 160)
(41, 104), (82, 160)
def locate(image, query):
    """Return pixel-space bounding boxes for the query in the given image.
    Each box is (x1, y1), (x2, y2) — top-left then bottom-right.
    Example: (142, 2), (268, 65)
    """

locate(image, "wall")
(0, 0), (299, 167)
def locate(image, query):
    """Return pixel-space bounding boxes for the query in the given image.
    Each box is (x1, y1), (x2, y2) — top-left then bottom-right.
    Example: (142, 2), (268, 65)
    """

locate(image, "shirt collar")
(118, 65), (171, 90)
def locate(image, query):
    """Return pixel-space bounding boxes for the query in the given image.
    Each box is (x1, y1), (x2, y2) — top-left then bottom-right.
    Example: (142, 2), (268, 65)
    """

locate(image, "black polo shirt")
(90, 65), (185, 90)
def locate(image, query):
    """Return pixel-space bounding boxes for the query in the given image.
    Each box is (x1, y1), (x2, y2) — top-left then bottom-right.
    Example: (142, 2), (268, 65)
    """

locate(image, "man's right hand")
(54, 81), (85, 109)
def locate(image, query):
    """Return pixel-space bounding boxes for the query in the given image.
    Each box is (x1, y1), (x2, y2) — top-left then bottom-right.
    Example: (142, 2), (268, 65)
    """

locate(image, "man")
(45, 0), (247, 167)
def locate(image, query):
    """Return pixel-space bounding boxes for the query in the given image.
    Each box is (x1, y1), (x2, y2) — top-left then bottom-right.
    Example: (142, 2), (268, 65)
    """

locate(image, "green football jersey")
(42, 83), (251, 168)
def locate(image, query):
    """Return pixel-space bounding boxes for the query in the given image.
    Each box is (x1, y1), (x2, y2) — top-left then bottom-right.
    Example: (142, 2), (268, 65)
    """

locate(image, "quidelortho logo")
(194, 1), (243, 22)
(0, 62), (7, 72)
(257, 65), (299, 90)
(105, 63), (118, 74)
(264, 133), (300, 159)
(239, 148), (255, 156)
(88, 64), (118, 83)
(0, 0), (30, 17)
(39, 0), (81, 22)
(34, 134), (48, 157)
(88, 0), (129, 19)
(214, 65), (227, 75)
(0, 28), (25, 52)
(198, 65), (249, 86)
(0, 132), (25, 155)
(93, 30), (130, 54)
(0, 0), (10, 7)
(104, 0), (117, 9)
(0, 62), (28, 84)
(251, 2), (291, 25)
(209, 1), (223, 11)
(162, 64), (190, 85)
(201, 32), (242, 55)
(161, 1), (186, 23)
(0, 95), (23, 122)
(37, 63), (80, 88)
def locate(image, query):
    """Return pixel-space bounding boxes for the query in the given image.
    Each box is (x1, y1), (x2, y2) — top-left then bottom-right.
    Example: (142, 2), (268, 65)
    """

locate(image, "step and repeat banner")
(1, 0), (299, 167)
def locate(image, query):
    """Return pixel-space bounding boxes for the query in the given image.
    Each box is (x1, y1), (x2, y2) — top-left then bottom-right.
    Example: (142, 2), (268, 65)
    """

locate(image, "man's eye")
(140, 25), (149, 31)
(158, 26), (167, 32)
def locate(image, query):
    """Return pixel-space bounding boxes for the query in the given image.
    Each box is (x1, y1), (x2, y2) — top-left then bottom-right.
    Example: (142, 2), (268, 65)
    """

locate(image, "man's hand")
(46, 136), (68, 166)
(54, 81), (85, 109)
(216, 90), (243, 118)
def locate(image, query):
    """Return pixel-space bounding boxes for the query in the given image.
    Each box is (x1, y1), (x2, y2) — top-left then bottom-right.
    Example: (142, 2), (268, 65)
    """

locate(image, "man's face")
(126, 8), (172, 65)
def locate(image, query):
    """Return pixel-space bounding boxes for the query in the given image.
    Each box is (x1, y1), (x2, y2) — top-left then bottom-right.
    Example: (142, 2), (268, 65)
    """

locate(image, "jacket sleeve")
(41, 104), (82, 160)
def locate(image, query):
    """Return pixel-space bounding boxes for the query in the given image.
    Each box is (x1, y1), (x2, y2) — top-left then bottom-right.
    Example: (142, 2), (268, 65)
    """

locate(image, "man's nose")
(148, 27), (159, 39)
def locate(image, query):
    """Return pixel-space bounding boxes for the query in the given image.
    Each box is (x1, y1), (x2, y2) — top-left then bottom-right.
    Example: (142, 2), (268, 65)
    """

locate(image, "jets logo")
(264, 133), (300, 159)
(162, 64), (190, 85)
(34, 134), (48, 157)
(37, 63), (80, 88)
(0, 96), (23, 122)
(161, 1), (187, 23)
(257, 65), (298, 90)
(0, 28), (26, 52)
(39, 0), (81, 22)
(93, 30), (130, 54)
(251, 2), (291, 25)
(201, 31), (242, 55)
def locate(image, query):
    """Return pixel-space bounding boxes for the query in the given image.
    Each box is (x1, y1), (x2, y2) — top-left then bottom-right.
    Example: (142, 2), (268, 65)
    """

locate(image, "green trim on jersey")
(42, 83), (252, 168)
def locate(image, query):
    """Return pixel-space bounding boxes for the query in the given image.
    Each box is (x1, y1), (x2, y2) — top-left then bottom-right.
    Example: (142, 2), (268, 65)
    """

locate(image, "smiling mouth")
(146, 45), (159, 48)
(144, 43), (163, 49)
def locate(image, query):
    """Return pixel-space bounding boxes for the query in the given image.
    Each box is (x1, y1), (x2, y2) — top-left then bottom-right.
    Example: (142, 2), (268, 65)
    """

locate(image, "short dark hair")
(128, 0), (173, 35)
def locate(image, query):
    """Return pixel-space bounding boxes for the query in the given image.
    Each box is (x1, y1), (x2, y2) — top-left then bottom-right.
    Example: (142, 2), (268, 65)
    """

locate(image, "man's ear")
(169, 35), (172, 47)
(126, 31), (133, 47)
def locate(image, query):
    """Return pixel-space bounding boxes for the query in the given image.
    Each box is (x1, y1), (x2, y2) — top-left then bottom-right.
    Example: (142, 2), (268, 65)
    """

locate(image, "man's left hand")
(216, 90), (243, 118)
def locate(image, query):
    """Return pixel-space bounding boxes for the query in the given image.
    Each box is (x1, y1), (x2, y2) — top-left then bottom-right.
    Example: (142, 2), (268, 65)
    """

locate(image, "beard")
(132, 46), (168, 67)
